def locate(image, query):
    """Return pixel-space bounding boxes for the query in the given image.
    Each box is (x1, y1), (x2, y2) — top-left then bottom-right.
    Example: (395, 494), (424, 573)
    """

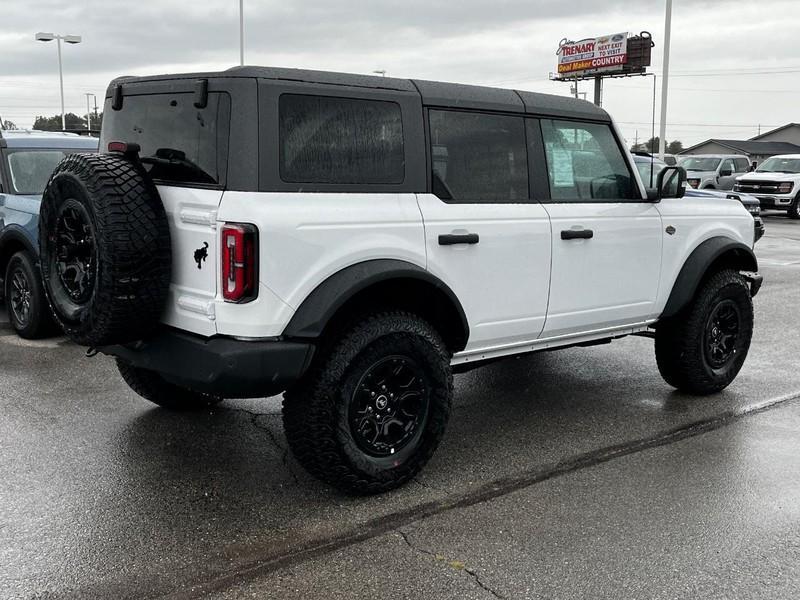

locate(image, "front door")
(418, 109), (552, 353)
(537, 119), (663, 338)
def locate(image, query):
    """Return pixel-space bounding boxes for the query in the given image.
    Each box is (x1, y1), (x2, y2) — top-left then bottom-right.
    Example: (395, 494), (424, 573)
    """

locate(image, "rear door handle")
(561, 229), (594, 240)
(438, 233), (480, 246)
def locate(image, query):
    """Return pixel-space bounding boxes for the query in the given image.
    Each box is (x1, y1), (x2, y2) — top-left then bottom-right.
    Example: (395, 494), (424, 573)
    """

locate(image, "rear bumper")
(100, 329), (315, 398)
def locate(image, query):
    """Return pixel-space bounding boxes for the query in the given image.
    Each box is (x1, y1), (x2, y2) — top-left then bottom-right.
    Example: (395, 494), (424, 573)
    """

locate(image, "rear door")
(537, 118), (663, 338)
(418, 109), (552, 352)
(100, 87), (232, 336)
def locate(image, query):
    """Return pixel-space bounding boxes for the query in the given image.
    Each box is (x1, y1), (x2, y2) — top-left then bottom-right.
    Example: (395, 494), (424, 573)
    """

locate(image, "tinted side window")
(734, 158), (749, 172)
(720, 158), (735, 173)
(541, 119), (635, 201)
(429, 110), (528, 203)
(279, 94), (404, 184)
(100, 92), (230, 186)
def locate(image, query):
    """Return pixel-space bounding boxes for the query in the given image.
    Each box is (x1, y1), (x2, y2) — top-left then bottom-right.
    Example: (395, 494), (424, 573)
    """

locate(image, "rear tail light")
(221, 223), (258, 303)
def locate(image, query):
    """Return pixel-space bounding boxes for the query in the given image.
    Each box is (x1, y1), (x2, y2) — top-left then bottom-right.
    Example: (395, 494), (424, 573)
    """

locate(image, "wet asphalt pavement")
(1, 213), (799, 599)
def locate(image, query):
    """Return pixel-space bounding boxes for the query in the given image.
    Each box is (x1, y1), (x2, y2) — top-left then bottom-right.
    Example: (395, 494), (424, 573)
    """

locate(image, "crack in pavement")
(224, 406), (301, 486)
(396, 530), (506, 599)
(161, 390), (800, 600)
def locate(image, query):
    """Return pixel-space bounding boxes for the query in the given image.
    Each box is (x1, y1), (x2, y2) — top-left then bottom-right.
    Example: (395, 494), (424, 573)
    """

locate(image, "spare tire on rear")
(39, 153), (171, 347)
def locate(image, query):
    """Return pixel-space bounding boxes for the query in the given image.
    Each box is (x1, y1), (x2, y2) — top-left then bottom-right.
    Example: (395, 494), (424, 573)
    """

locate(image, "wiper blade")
(140, 148), (215, 184)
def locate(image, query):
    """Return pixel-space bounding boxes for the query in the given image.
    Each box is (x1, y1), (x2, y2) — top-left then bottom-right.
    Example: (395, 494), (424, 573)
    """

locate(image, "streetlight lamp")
(35, 32), (82, 131)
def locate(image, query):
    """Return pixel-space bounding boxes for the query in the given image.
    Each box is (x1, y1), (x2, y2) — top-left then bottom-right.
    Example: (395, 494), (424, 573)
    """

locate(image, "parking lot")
(1, 213), (799, 600)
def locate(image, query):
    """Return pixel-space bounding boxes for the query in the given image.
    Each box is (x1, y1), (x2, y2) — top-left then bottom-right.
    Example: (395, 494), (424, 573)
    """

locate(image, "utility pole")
(84, 93), (93, 131)
(593, 75), (603, 107)
(658, 0), (673, 161)
(239, 0), (245, 66)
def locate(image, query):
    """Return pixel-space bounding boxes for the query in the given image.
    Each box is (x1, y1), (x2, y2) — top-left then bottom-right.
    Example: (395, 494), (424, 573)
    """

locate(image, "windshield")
(756, 157), (800, 174)
(6, 150), (69, 195)
(100, 92), (231, 186)
(634, 158), (667, 186)
(679, 157), (721, 172)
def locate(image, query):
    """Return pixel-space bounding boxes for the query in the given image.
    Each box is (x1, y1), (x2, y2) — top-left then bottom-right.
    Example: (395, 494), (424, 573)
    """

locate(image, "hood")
(684, 188), (758, 207)
(683, 170), (715, 179)
(736, 171), (800, 182)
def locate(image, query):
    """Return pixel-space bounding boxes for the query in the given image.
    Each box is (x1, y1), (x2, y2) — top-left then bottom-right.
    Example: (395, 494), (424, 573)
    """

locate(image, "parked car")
(0, 130), (99, 338)
(632, 155), (764, 242)
(678, 154), (750, 190)
(733, 154), (800, 219)
(632, 154), (667, 187)
(37, 67), (761, 494)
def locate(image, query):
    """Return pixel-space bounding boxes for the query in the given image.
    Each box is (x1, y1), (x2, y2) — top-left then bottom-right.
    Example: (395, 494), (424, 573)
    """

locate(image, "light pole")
(658, 0), (672, 161)
(35, 32), (82, 131)
(239, 0), (245, 66)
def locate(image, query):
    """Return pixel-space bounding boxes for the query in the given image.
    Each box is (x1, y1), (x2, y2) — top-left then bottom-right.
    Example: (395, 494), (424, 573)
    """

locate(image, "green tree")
(0, 119), (18, 130)
(666, 140), (684, 154)
(32, 112), (102, 132)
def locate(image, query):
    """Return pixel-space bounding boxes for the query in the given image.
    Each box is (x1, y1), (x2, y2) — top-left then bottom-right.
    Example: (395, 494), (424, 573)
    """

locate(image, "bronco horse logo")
(194, 242), (209, 269)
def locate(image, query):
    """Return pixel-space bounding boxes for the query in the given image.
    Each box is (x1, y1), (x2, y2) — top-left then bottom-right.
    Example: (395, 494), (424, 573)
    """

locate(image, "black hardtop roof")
(107, 65), (610, 121)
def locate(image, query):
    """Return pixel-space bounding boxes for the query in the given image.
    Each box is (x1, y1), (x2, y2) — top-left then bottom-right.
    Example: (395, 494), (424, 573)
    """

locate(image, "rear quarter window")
(100, 92), (231, 186)
(279, 94), (404, 185)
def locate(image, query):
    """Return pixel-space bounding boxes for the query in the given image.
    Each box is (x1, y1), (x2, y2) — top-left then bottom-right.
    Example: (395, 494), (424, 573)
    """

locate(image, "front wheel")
(116, 359), (222, 410)
(655, 269), (753, 395)
(283, 311), (453, 495)
(4, 251), (57, 339)
(789, 198), (800, 220)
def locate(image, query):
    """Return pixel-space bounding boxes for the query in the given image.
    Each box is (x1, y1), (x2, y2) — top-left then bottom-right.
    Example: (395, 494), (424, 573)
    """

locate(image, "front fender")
(660, 236), (758, 319)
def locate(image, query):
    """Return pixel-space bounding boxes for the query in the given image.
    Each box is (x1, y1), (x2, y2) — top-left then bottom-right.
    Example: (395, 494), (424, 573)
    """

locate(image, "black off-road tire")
(283, 312), (453, 495)
(116, 359), (222, 410)
(39, 153), (171, 347)
(655, 269), (753, 395)
(789, 197), (800, 220)
(4, 251), (57, 339)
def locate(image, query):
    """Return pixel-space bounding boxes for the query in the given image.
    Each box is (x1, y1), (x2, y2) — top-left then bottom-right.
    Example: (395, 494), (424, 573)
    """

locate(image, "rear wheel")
(655, 269), (753, 395)
(283, 311), (452, 495)
(116, 359), (222, 410)
(4, 251), (57, 339)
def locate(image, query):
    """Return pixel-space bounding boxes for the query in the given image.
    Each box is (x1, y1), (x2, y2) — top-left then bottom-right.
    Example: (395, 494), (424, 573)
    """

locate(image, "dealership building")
(680, 123), (800, 165)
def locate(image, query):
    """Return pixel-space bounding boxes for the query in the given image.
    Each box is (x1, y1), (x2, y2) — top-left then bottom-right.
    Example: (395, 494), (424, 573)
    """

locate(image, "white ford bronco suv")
(38, 67), (762, 495)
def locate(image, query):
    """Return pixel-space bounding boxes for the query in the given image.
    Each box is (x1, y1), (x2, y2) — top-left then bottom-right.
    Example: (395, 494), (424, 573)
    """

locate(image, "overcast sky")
(2, 0), (799, 147)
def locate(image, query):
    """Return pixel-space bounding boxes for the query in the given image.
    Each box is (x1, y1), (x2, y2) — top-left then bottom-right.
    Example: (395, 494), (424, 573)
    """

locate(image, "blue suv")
(0, 130), (98, 338)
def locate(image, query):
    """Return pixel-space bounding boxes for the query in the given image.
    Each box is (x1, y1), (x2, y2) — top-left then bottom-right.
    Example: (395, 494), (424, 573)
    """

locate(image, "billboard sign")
(557, 32), (628, 77)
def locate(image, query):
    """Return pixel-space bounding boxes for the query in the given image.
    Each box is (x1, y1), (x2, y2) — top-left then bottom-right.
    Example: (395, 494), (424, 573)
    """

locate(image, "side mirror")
(719, 168), (733, 177)
(655, 166), (687, 200)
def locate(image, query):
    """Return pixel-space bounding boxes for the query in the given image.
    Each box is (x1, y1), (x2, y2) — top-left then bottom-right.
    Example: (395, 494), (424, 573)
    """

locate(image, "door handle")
(561, 228), (594, 240)
(439, 233), (479, 245)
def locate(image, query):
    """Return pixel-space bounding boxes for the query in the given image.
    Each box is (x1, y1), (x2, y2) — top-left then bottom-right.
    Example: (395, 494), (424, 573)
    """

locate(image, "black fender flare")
(660, 237), (758, 319)
(284, 259), (469, 348)
(0, 226), (38, 274)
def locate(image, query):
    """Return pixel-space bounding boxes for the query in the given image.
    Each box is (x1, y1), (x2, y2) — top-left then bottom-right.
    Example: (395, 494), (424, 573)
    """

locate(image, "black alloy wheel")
(53, 199), (97, 306)
(348, 355), (429, 457)
(8, 265), (33, 329)
(703, 299), (741, 370)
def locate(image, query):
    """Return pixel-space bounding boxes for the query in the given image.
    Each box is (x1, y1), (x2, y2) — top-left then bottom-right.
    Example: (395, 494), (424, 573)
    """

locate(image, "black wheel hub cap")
(54, 201), (96, 304)
(9, 267), (32, 327)
(348, 356), (429, 457)
(704, 299), (741, 368)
